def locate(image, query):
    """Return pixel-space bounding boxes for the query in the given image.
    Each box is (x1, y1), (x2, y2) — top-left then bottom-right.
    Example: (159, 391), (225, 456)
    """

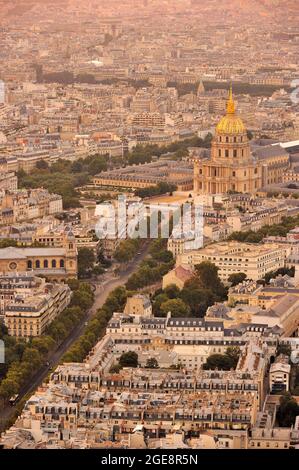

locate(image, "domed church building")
(193, 87), (289, 195)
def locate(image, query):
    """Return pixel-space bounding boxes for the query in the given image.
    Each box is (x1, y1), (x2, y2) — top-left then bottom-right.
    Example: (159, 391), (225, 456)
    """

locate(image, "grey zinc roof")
(265, 294), (298, 317)
(0, 247), (66, 259)
(0, 247), (28, 259)
(253, 145), (289, 160)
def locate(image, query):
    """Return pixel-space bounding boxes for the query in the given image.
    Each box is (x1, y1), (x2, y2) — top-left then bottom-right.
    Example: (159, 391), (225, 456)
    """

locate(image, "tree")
(36, 160), (49, 170)
(87, 156), (107, 175)
(109, 364), (122, 373)
(277, 393), (299, 427)
(71, 161), (83, 173)
(179, 274), (217, 316)
(163, 284), (180, 299)
(146, 358), (159, 369)
(22, 348), (42, 371)
(225, 346), (241, 368)
(78, 247), (95, 278)
(277, 344), (292, 357)
(159, 298), (191, 318)
(114, 239), (139, 263)
(119, 351), (139, 368)
(203, 347), (240, 371)
(203, 354), (235, 371)
(228, 273), (247, 286)
(195, 262), (226, 298)
(0, 239), (18, 248)
(152, 293), (169, 315)
(0, 378), (19, 400)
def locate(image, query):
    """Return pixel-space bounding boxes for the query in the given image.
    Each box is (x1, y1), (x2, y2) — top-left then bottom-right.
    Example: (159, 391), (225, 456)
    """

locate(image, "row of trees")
(228, 215), (299, 244)
(114, 238), (142, 263)
(18, 154), (108, 209)
(135, 182), (177, 199)
(126, 134), (212, 166)
(167, 80), (288, 98)
(0, 281), (94, 402)
(77, 247), (113, 279)
(61, 286), (129, 363)
(125, 239), (175, 291)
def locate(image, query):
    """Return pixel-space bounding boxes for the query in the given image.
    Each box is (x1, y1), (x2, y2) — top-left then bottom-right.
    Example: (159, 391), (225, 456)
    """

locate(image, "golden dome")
(216, 86), (246, 135)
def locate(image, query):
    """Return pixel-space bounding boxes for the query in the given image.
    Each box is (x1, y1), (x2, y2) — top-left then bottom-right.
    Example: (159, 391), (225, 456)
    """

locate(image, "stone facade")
(193, 88), (289, 195)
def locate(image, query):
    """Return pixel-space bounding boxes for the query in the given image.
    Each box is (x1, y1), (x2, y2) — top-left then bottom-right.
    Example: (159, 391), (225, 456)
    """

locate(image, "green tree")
(71, 161), (83, 173)
(119, 351), (139, 368)
(163, 284), (180, 299)
(203, 354), (235, 371)
(0, 239), (18, 248)
(159, 298), (191, 318)
(195, 261), (225, 296)
(277, 344), (292, 357)
(78, 247), (95, 278)
(146, 358), (159, 369)
(225, 346), (241, 368)
(203, 347), (240, 371)
(228, 273), (247, 286)
(35, 160), (49, 170)
(114, 239), (140, 263)
(109, 364), (122, 373)
(0, 378), (19, 400)
(87, 155), (107, 175)
(277, 393), (299, 427)
(22, 348), (42, 371)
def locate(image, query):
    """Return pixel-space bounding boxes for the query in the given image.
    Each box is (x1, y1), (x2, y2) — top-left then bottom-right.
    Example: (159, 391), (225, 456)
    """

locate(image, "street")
(0, 240), (151, 429)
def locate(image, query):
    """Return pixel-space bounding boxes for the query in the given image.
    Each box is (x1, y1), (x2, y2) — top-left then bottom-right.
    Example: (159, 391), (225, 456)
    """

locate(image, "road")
(0, 240), (151, 429)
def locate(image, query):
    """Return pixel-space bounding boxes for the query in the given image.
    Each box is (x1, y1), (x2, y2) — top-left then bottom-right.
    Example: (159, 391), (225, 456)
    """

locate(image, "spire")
(226, 84), (235, 114)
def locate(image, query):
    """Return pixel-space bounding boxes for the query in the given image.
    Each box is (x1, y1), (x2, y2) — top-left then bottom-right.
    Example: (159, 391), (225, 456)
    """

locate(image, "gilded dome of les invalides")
(216, 87), (246, 135)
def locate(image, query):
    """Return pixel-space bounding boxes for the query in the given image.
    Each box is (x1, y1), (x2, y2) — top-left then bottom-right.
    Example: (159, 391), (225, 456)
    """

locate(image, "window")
(233, 150), (237, 158)
(225, 150), (229, 158)
(27, 260), (32, 269)
(60, 259), (65, 268)
(44, 260), (48, 268)
(35, 260), (40, 268)
(52, 260), (57, 268)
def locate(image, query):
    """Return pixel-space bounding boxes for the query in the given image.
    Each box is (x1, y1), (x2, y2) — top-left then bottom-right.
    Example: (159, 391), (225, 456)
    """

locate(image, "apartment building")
(269, 355), (291, 393)
(0, 189), (63, 225)
(0, 171), (18, 192)
(4, 278), (71, 337)
(177, 241), (286, 282)
(228, 272), (299, 308)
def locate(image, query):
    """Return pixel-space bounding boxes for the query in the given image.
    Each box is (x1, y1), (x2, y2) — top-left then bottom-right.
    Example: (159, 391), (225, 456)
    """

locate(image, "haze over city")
(0, 0), (299, 456)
